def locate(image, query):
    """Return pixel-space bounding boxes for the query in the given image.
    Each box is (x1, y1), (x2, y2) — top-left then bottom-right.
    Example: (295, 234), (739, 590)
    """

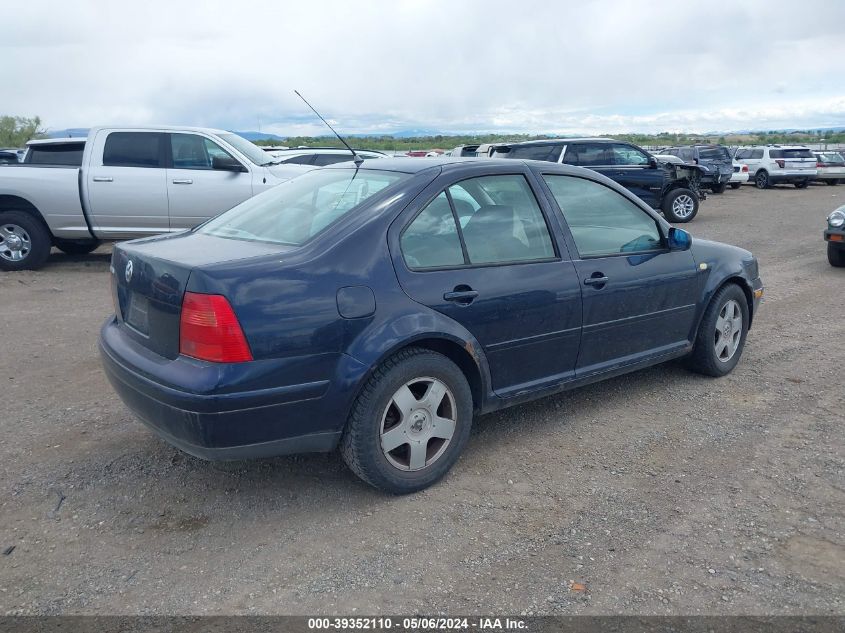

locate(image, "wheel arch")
(0, 195), (52, 235)
(711, 275), (756, 330)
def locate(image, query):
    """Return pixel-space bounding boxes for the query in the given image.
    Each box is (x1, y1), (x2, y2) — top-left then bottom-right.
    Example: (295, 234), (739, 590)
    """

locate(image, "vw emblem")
(125, 260), (134, 283)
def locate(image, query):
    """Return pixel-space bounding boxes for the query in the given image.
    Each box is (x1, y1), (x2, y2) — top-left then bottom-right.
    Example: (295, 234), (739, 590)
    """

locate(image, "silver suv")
(734, 145), (817, 189)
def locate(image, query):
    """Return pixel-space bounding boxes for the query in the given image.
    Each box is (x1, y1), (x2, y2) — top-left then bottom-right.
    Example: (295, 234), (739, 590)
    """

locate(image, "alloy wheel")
(0, 224), (32, 262)
(714, 299), (743, 362)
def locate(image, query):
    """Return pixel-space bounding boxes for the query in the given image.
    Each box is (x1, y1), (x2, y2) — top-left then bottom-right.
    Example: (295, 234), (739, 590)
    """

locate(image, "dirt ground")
(0, 182), (843, 616)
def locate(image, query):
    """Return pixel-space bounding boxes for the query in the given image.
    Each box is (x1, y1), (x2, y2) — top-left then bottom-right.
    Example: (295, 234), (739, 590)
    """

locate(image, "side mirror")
(212, 155), (247, 173)
(648, 156), (658, 168)
(668, 227), (692, 251)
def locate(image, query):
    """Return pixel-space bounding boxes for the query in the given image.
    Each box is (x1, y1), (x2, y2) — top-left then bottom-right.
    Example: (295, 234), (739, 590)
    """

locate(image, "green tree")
(0, 115), (46, 147)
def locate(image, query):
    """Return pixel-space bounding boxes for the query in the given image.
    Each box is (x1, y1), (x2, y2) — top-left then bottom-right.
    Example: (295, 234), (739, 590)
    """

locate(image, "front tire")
(340, 348), (473, 494)
(755, 171), (770, 189)
(794, 180), (809, 189)
(686, 283), (749, 377)
(829, 243), (845, 267)
(0, 211), (51, 271)
(662, 188), (699, 223)
(711, 182), (727, 194)
(729, 182), (742, 190)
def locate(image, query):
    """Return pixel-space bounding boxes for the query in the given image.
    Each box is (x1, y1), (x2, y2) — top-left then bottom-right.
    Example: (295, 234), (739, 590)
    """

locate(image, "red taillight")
(774, 159), (785, 168)
(741, 165), (749, 172)
(179, 292), (253, 363)
(817, 162), (824, 168)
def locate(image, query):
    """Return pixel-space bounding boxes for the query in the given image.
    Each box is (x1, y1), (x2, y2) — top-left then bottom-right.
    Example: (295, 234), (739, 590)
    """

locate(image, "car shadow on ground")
(44, 250), (112, 270)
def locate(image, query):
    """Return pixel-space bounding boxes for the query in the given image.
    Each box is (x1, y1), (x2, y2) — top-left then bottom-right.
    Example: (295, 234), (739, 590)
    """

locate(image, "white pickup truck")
(0, 126), (309, 270)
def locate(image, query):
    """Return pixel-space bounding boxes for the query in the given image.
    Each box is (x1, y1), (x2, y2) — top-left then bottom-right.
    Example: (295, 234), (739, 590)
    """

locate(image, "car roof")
(88, 125), (233, 135)
(27, 137), (87, 146)
(494, 137), (612, 147)
(274, 147), (388, 155)
(323, 156), (606, 176)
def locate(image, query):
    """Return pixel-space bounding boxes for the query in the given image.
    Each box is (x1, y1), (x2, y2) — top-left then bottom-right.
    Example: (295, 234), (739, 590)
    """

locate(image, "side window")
(102, 132), (163, 168)
(313, 154), (354, 166)
(610, 144), (650, 165)
(562, 143), (613, 166)
(400, 192), (465, 269)
(170, 134), (236, 170)
(751, 149), (764, 159)
(507, 144), (562, 162)
(281, 154), (316, 165)
(449, 174), (555, 265)
(735, 149), (749, 160)
(543, 175), (663, 258)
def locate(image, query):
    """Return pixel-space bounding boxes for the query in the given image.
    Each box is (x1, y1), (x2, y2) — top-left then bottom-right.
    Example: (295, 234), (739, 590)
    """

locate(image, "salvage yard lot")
(0, 183), (843, 615)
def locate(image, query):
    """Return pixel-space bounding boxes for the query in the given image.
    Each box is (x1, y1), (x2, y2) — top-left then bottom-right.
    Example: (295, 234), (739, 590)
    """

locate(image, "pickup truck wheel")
(826, 179), (840, 186)
(729, 182), (742, 190)
(340, 347), (473, 494)
(794, 180), (809, 189)
(662, 188), (699, 223)
(55, 239), (102, 256)
(828, 243), (845, 267)
(755, 171), (770, 189)
(0, 211), (51, 271)
(686, 283), (749, 377)
(711, 182), (727, 194)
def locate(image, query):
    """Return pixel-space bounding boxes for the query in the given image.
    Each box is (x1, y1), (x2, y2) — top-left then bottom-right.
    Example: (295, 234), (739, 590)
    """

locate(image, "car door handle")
(443, 288), (479, 304)
(92, 176), (113, 182)
(584, 274), (609, 286)
(171, 179), (193, 185)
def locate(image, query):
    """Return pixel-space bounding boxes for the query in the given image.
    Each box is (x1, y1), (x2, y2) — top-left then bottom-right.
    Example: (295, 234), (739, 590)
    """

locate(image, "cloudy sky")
(3, 0), (845, 136)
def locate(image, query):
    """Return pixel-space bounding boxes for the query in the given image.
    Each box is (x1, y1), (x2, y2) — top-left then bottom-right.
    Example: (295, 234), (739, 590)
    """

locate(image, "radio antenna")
(294, 90), (363, 165)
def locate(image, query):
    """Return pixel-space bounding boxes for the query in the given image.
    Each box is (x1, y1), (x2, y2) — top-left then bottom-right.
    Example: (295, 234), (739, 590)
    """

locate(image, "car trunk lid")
(111, 232), (290, 359)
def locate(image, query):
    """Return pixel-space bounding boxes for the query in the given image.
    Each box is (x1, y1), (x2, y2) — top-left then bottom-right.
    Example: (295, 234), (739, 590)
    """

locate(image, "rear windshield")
(697, 147), (730, 161)
(769, 149), (814, 159)
(817, 153), (845, 164)
(25, 143), (85, 166)
(198, 168), (409, 246)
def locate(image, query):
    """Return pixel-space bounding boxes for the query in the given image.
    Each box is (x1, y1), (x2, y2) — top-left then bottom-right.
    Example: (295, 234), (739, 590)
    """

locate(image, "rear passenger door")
(86, 131), (170, 237)
(541, 173), (700, 375)
(166, 133), (254, 229)
(392, 167), (583, 396)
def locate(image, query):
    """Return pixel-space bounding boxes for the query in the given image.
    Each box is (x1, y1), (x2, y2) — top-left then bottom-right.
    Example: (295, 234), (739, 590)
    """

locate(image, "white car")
(270, 147), (389, 166)
(729, 159), (749, 189)
(813, 151), (845, 186)
(734, 145), (817, 189)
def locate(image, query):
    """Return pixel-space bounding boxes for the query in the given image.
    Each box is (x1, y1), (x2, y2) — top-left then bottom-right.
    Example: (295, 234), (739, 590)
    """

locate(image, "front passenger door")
(607, 143), (664, 209)
(542, 174), (700, 376)
(166, 133), (254, 229)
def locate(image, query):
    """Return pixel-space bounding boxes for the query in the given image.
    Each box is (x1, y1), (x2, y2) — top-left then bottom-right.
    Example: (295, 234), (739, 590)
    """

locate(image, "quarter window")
(102, 132), (163, 168)
(562, 143), (613, 167)
(401, 193), (465, 269)
(543, 175), (663, 258)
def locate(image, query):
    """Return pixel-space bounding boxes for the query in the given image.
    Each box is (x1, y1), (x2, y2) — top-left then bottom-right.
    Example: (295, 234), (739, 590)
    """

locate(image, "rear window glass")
(816, 153), (844, 163)
(103, 132), (163, 167)
(769, 149), (814, 159)
(25, 144), (85, 166)
(698, 147), (730, 161)
(199, 168), (408, 246)
(505, 145), (562, 162)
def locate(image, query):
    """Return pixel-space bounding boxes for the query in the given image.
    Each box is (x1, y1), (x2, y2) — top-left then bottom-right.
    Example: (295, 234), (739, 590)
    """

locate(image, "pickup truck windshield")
(199, 168), (408, 246)
(698, 147), (730, 161)
(218, 133), (276, 166)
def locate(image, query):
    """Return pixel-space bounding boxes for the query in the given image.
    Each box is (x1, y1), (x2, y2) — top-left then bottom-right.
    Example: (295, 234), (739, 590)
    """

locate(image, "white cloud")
(1, 0), (844, 135)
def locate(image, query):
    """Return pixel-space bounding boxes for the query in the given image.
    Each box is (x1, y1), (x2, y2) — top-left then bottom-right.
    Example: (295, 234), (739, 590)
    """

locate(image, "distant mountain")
(234, 131), (286, 141)
(47, 128), (90, 138)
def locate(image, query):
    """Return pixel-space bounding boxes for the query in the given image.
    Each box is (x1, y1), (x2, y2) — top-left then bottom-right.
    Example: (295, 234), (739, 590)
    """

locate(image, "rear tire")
(662, 188), (699, 223)
(755, 171), (770, 189)
(794, 180), (809, 189)
(729, 182), (741, 190)
(55, 239), (101, 256)
(340, 347), (473, 494)
(829, 243), (845, 267)
(826, 179), (840, 186)
(0, 210), (51, 271)
(686, 283), (749, 377)
(711, 182), (727, 194)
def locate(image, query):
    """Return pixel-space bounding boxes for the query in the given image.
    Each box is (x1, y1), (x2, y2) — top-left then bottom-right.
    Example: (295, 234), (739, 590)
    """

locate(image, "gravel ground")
(0, 182), (843, 616)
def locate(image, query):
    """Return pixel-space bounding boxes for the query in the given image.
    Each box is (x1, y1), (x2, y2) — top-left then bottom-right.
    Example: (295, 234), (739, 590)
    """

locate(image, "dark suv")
(661, 145), (734, 194)
(490, 138), (705, 222)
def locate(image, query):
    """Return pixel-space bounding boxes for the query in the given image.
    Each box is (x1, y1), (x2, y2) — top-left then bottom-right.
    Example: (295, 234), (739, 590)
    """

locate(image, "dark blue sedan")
(99, 157), (764, 494)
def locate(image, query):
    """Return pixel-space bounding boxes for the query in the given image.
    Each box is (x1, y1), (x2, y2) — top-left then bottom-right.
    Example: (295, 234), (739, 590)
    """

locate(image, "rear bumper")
(815, 169), (845, 180)
(729, 172), (749, 183)
(98, 318), (366, 460)
(768, 169), (816, 182)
